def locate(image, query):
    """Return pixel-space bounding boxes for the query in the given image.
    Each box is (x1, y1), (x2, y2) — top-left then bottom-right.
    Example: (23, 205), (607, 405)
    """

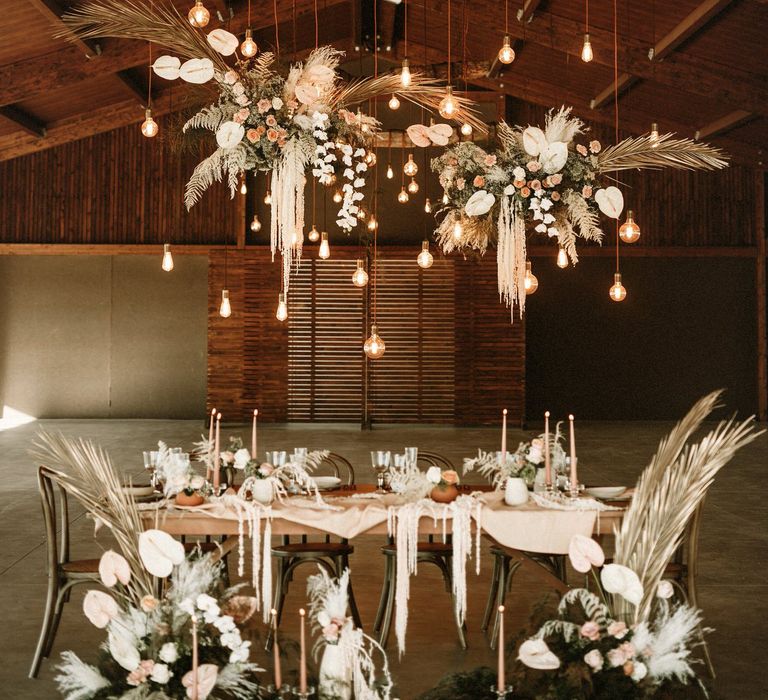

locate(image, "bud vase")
(175, 491), (205, 507)
(250, 478), (274, 505)
(504, 477), (529, 506)
(430, 484), (459, 503)
(319, 642), (352, 700)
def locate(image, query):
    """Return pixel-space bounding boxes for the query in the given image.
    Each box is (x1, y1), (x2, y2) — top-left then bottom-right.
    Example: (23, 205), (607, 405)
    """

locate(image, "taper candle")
(501, 408), (508, 464)
(251, 409), (258, 458)
(497, 604), (505, 691)
(299, 608), (307, 694)
(207, 407), (216, 480)
(213, 412), (221, 492)
(544, 411), (551, 488)
(191, 614), (199, 700)
(569, 414), (578, 492)
(271, 608), (282, 689)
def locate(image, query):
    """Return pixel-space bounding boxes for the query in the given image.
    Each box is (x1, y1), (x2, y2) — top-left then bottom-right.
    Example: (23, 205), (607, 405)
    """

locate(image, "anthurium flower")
(98, 550), (131, 587)
(216, 121), (245, 149)
(594, 186), (624, 219)
(182, 664), (219, 699)
(601, 563), (644, 605)
(152, 55), (181, 80)
(522, 126), (548, 156)
(206, 29), (239, 56)
(539, 141), (568, 174)
(464, 190), (496, 216)
(138, 529), (185, 578)
(83, 590), (119, 628)
(407, 124), (432, 148)
(179, 58), (214, 84)
(568, 534), (605, 573)
(518, 638), (560, 670)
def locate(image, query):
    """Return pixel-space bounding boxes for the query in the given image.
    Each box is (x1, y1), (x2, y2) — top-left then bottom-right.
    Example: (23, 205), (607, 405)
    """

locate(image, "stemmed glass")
(404, 447), (418, 466)
(143, 450), (159, 489)
(370, 451), (391, 492)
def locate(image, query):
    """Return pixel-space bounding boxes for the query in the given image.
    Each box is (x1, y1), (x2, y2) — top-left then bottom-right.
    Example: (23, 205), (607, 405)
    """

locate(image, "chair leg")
(373, 555), (392, 634)
(378, 556), (397, 649)
(44, 581), (76, 658)
(482, 553), (502, 632)
(29, 573), (59, 678)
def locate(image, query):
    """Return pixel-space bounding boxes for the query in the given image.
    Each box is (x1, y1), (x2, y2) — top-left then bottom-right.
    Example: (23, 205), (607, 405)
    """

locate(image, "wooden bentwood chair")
(373, 451), (468, 649)
(266, 452), (362, 649)
(29, 467), (101, 678)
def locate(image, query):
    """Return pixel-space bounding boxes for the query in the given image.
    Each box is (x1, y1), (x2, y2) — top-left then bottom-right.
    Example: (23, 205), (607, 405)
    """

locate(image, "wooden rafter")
(695, 110), (754, 140)
(114, 70), (150, 106)
(516, 0), (543, 24)
(0, 106), (47, 138)
(26, 0), (102, 59)
(591, 0), (736, 109)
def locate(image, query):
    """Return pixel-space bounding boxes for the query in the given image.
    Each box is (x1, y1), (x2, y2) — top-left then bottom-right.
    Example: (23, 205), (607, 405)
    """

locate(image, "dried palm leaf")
(60, 0), (227, 70)
(598, 133), (729, 173)
(31, 432), (156, 603)
(613, 391), (762, 622)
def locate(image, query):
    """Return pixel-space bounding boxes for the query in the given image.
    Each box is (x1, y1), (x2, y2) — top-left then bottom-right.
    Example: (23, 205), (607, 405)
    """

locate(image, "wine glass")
(370, 450), (391, 492)
(404, 447), (418, 466)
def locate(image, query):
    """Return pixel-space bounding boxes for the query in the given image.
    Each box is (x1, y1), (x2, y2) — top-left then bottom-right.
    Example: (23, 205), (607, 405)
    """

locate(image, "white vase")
(319, 643), (352, 700)
(504, 477), (529, 506)
(250, 478), (274, 505)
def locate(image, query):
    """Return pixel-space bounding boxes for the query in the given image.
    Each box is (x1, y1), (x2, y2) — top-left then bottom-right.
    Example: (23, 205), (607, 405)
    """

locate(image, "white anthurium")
(426, 123), (453, 146)
(601, 563), (644, 606)
(540, 141), (568, 174)
(295, 83), (320, 106)
(138, 529), (185, 578)
(594, 186), (624, 219)
(425, 466), (442, 484)
(206, 28), (239, 56)
(216, 121), (245, 149)
(152, 55), (181, 80)
(522, 126), (548, 156)
(568, 534), (605, 573)
(98, 550), (131, 588)
(518, 638), (561, 670)
(464, 190), (496, 217)
(179, 58), (214, 84)
(233, 448), (251, 470)
(305, 64), (335, 85)
(182, 664), (219, 699)
(108, 623), (141, 671)
(83, 590), (119, 628)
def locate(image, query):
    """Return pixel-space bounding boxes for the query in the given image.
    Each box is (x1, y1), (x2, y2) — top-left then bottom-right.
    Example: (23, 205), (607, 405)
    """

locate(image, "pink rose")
(551, 191), (561, 201)
(623, 660), (635, 677)
(580, 621), (601, 641)
(576, 144), (588, 156)
(233, 108), (250, 124)
(582, 185), (593, 198)
(584, 649), (603, 671)
(266, 128), (278, 142)
(258, 463), (274, 476)
(127, 660), (155, 686)
(473, 175), (485, 187)
(266, 114), (277, 127)
(526, 160), (541, 172)
(607, 620), (628, 639)
(246, 128), (259, 143)
(442, 470), (459, 485)
(607, 647), (628, 667)
(448, 157), (459, 166)
(529, 179), (541, 191)
(589, 140), (601, 153)
(513, 179), (526, 188)
(232, 82), (245, 97)
(484, 155), (497, 167)
(550, 173), (562, 185)
(223, 70), (239, 85)
(520, 187), (531, 197)
(257, 99), (271, 114)
(456, 178), (465, 191)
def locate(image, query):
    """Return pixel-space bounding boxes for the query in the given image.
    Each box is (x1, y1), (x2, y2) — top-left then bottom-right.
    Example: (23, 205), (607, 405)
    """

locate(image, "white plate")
(586, 486), (626, 499)
(312, 476), (342, 490)
(122, 485), (155, 497)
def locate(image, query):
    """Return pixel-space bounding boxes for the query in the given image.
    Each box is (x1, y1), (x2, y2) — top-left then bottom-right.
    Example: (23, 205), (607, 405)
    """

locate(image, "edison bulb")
(188, 0), (210, 27)
(389, 94), (400, 110)
(619, 210), (641, 243)
(498, 35), (515, 64)
(240, 29), (258, 58)
(556, 247), (568, 268)
(438, 86), (458, 119)
(356, 208), (367, 221)
(239, 179), (247, 195)
(610, 273), (627, 302)
(452, 219), (463, 240)
(161, 243), (174, 272)
(367, 215), (378, 231)
(417, 241), (434, 269)
(363, 325), (386, 359)
(400, 58), (411, 87)
(219, 289), (232, 318)
(397, 187), (409, 203)
(581, 33), (593, 62)
(250, 214), (262, 233)
(264, 190), (272, 205)
(352, 260), (369, 287)
(332, 190), (343, 203)
(318, 232), (330, 259)
(403, 153), (418, 177)
(308, 225), (320, 242)
(275, 293), (288, 321)
(424, 198), (432, 213)
(407, 178), (419, 194)
(141, 108), (158, 138)
(650, 122), (659, 147)
(460, 123), (473, 136)
(523, 261), (539, 294)
(290, 229), (303, 248)
(386, 164), (394, 179)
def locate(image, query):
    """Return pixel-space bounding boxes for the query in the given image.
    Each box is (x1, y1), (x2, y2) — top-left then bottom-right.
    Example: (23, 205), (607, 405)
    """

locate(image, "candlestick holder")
(290, 685), (315, 699)
(490, 684), (514, 698)
(264, 683), (291, 698)
(568, 482), (584, 500)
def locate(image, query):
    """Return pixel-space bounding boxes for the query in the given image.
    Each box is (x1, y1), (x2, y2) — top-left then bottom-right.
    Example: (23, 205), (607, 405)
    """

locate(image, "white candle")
(299, 608), (307, 694)
(207, 407), (216, 480)
(251, 409), (258, 458)
(569, 414), (577, 492)
(271, 608), (282, 689)
(213, 413), (221, 492)
(191, 614), (199, 700)
(544, 411), (551, 488)
(497, 604), (505, 691)
(501, 408), (508, 464)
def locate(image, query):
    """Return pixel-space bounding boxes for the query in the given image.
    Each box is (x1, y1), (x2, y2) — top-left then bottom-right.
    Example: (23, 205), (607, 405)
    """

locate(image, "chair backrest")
(38, 466), (70, 573)
(314, 452), (355, 486)
(417, 451), (455, 471)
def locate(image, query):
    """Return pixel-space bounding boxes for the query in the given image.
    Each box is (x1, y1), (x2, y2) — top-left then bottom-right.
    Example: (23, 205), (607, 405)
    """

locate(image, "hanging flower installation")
(431, 107), (728, 319)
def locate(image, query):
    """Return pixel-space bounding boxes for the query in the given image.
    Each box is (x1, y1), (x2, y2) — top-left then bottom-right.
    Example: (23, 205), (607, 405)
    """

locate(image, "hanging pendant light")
(275, 292), (288, 321)
(650, 123), (659, 147)
(581, 33), (593, 62)
(364, 324), (386, 359)
(460, 123), (473, 136)
(417, 241), (434, 269)
(452, 218), (463, 240)
(308, 224), (320, 242)
(188, 0), (210, 27)
(556, 247), (568, 268)
(141, 108), (158, 138)
(264, 190), (272, 205)
(523, 261), (539, 294)
(219, 289), (232, 318)
(241, 29), (258, 58)
(610, 272), (627, 302)
(318, 231), (331, 259)
(619, 210), (641, 243)
(407, 178), (419, 194)
(400, 58), (411, 87)
(403, 153), (418, 176)
(352, 260), (369, 287)
(438, 86), (458, 119)
(250, 214), (262, 233)
(424, 198), (432, 213)
(332, 189), (343, 204)
(239, 178), (247, 195)
(386, 164), (394, 179)
(367, 215), (378, 231)
(388, 94), (400, 110)
(498, 36), (515, 64)
(161, 243), (174, 272)
(397, 187), (409, 203)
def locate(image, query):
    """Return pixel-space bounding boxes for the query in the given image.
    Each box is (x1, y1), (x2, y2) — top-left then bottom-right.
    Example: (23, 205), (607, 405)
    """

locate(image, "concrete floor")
(1, 419), (765, 699)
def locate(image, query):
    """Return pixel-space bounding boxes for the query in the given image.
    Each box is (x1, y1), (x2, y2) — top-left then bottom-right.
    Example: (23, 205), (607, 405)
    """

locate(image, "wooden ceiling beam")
(591, 0), (737, 109)
(114, 70), (150, 106)
(516, 0), (543, 24)
(26, 0), (102, 59)
(695, 110), (755, 140)
(0, 106), (47, 138)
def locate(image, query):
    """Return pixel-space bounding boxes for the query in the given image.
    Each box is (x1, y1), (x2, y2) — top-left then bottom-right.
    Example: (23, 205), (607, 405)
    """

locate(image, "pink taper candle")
(213, 412), (221, 492)
(544, 411), (552, 488)
(299, 608), (307, 693)
(497, 605), (505, 691)
(207, 407), (216, 480)
(569, 414), (578, 492)
(501, 408), (508, 463)
(251, 409), (258, 458)
(191, 614), (199, 700)
(271, 608), (282, 689)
